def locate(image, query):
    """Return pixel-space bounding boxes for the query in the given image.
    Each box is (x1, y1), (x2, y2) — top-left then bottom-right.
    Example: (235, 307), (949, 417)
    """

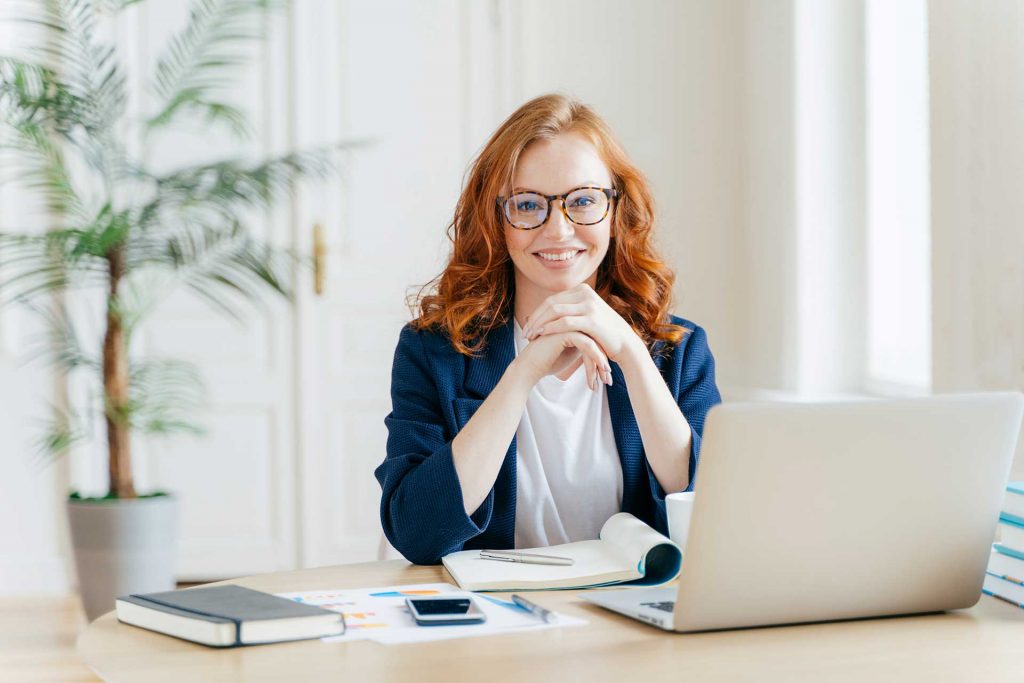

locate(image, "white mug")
(666, 491), (695, 552)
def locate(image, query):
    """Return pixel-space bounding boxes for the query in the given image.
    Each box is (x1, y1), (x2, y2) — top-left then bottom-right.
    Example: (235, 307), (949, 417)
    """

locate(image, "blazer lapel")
(463, 316), (517, 400)
(606, 362), (641, 506)
(607, 347), (669, 512)
(460, 315), (518, 549)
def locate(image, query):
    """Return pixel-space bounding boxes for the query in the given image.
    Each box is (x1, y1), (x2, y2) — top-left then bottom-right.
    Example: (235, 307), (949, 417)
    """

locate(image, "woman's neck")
(513, 283), (550, 329)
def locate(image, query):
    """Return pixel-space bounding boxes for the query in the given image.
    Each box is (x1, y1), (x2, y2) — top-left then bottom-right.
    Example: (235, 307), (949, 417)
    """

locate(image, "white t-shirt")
(512, 319), (624, 548)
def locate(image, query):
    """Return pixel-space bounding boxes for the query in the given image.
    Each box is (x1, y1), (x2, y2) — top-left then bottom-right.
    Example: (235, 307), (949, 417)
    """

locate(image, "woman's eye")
(516, 201), (541, 212)
(571, 197), (595, 207)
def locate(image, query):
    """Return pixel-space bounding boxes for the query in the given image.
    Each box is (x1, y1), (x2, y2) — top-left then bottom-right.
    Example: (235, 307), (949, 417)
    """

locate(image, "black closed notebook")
(115, 584), (345, 647)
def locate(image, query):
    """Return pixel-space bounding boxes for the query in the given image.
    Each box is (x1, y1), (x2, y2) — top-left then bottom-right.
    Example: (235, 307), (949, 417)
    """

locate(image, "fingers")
(565, 332), (612, 391)
(530, 315), (591, 340)
(523, 302), (586, 339)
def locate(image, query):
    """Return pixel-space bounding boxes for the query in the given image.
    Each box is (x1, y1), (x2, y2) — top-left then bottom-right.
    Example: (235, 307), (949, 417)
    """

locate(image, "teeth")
(537, 250), (580, 261)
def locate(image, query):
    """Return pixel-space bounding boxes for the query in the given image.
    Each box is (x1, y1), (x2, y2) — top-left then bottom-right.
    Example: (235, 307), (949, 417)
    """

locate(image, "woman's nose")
(542, 200), (574, 239)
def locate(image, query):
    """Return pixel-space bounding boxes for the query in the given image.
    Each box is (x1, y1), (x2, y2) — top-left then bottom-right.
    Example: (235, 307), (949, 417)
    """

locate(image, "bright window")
(865, 0), (931, 393)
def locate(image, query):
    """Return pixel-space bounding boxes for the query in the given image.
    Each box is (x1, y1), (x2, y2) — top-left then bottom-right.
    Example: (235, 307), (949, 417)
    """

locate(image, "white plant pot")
(67, 494), (179, 622)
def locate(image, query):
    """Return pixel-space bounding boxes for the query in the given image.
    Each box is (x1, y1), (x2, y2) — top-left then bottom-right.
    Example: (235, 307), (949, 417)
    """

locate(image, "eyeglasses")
(496, 186), (618, 230)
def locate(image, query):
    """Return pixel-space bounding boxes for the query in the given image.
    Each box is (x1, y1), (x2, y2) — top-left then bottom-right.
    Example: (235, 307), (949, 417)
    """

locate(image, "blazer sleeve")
(644, 323), (723, 518)
(375, 326), (494, 565)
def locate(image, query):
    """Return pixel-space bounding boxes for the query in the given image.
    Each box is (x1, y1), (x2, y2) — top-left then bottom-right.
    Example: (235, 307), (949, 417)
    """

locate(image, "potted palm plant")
(0, 0), (333, 620)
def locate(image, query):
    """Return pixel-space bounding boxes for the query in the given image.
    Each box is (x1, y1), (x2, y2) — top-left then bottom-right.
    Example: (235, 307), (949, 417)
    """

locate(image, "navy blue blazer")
(375, 314), (722, 565)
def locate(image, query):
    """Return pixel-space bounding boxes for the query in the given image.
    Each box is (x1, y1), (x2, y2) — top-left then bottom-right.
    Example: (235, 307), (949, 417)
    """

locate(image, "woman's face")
(503, 132), (614, 306)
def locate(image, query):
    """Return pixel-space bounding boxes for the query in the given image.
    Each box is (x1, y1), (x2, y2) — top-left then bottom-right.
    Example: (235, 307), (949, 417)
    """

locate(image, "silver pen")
(511, 593), (558, 623)
(479, 549), (575, 566)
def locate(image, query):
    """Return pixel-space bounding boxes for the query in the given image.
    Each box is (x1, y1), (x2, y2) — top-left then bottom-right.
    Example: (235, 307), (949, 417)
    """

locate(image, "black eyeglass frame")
(496, 186), (619, 230)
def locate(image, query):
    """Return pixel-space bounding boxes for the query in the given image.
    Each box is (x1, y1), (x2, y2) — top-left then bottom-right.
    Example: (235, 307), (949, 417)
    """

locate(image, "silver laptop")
(583, 392), (1024, 632)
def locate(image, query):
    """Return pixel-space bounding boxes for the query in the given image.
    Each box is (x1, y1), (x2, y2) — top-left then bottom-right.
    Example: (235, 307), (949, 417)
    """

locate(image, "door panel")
(293, 0), (513, 567)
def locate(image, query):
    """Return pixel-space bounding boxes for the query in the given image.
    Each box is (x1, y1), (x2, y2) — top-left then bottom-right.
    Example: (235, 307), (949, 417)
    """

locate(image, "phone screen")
(408, 598), (472, 615)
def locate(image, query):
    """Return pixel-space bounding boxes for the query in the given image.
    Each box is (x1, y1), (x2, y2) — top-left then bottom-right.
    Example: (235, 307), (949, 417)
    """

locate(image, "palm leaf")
(0, 230), (109, 303)
(127, 358), (205, 436)
(150, 147), (335, 214)
(0, 57), (88, 134)
(147, 0), (276, 137)
(15, 0), (127, 134)
(18, 298), (99, 373)
(124, 216), (291, 320)
(0, 119), (87, 219)
(0, 201), (136, 302)
(33, 401), (91, 468)
(0, 0), (348, 486)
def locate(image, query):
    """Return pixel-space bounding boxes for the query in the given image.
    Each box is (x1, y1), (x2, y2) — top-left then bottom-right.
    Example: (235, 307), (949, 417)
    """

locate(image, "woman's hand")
(515, 330), (612, 392)
(522, 284), (645, 370)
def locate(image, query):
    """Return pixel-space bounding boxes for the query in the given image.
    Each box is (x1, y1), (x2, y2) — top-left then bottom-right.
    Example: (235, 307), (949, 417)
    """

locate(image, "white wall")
(0, 317), (72, 594)
(742, 0), (797, 395)
(0, 4), (77, 595)
(928, 0), (1024, 476)
(511, 0), (749, 393)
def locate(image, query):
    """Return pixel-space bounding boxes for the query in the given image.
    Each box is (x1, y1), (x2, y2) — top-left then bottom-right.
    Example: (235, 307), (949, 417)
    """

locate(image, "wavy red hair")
(410, 93), (686, 356)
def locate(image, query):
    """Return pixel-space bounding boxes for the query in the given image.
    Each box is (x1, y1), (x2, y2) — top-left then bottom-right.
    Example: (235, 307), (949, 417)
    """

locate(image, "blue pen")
(510, 594), (558, 623)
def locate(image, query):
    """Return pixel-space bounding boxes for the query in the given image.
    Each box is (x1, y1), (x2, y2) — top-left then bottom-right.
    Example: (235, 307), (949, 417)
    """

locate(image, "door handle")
(313, 223), (326, 296)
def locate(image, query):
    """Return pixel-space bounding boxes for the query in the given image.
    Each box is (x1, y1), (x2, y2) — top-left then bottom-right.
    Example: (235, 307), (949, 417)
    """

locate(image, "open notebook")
(442, 512), (682, 591)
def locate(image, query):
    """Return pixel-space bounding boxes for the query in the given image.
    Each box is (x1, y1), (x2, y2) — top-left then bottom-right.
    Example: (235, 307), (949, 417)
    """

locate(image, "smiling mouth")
(533, 249), (585, 262)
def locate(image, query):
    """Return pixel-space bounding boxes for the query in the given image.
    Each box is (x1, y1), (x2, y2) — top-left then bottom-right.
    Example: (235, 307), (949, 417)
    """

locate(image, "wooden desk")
(79, 560), (1024, 682)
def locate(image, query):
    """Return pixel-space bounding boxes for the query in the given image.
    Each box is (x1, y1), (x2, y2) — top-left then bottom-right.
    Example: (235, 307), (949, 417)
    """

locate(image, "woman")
(375, 94), (721, 565)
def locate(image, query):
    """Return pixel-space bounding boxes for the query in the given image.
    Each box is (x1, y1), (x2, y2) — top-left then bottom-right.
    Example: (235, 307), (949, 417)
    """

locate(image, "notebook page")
(443, 538), (639, 591)
(599, 512), (682, 585)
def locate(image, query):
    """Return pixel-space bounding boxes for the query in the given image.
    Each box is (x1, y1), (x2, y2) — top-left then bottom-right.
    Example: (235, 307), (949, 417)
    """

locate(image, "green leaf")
(126, 358), (206, 437)
(0, 0), (349, 485)
(11, 1), (128, 134)
(151, 147), (336, 213)
(18, 298), (99, 373)
(0, 118), (86, 219)
(147, 0), (279, 137)
(0, 230), (108, 303)
(32, 401), (90, 469)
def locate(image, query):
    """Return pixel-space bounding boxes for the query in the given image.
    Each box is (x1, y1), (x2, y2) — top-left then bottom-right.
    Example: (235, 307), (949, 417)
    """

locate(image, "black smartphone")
(405, 596), (487, 626)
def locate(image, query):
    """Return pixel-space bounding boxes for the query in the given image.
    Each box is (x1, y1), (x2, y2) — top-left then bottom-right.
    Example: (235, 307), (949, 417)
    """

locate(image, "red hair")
(410, 93), (686, 355)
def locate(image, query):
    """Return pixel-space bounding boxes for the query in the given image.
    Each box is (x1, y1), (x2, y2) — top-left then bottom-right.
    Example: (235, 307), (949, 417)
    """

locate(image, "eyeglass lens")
(505, 188), (609, 229)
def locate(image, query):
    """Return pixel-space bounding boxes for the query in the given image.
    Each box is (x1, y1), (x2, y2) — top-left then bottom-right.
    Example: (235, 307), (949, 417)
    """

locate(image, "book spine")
(994, 543), (1024, 560)
(982, 588), (1024, 610)
(1000, 511), (1024, 526)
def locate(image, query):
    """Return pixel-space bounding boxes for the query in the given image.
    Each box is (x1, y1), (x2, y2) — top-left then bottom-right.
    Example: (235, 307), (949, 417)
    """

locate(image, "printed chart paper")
(276, 582), (585, 645)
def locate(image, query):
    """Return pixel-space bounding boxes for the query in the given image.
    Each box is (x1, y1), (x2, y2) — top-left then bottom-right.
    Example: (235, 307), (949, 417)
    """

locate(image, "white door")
(291, 0), (516, 567)
(125, 2), (298, 579)
(65, 0), (518, 579)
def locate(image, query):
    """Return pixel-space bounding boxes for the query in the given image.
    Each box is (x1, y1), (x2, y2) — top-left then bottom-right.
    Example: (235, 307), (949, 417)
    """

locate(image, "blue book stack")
(984, 482), (1024, 608)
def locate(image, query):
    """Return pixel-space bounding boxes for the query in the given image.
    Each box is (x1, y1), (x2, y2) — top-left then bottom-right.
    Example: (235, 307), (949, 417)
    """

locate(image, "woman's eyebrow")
(511, 181), (605, 194)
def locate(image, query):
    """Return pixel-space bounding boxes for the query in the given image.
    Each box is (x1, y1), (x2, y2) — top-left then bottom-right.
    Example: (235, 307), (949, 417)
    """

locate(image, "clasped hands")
(517, 284), (645, 392)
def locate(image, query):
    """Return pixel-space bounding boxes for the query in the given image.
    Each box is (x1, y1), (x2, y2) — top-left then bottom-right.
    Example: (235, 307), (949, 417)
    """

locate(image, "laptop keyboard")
(640, 601), (676, 613)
